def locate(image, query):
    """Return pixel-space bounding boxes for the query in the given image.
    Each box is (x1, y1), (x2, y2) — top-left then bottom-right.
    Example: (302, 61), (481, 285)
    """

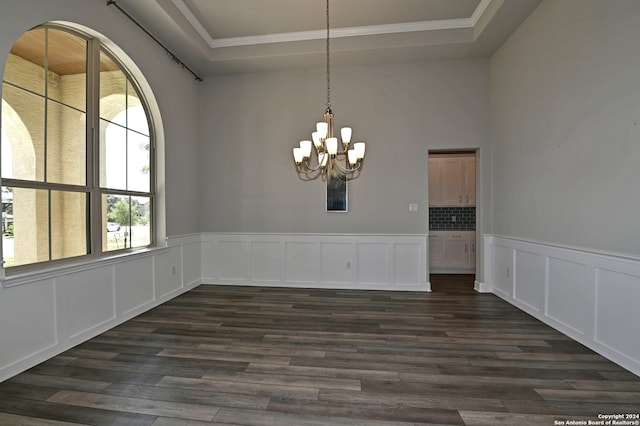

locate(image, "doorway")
(427, 150), (478, 291)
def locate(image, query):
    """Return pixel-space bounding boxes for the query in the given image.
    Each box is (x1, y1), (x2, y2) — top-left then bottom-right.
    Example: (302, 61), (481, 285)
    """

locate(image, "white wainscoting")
(0, 234), (202, 382)
(483, 235), (640, 377)
(201, 233), (430, 292)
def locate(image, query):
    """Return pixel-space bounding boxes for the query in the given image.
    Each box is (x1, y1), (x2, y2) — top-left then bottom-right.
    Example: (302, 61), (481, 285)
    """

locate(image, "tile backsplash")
(429, 207), (475, 230)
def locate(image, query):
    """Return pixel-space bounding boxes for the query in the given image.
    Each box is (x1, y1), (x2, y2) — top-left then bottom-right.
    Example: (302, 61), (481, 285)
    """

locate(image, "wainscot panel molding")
(0, 234), (202, 382)
(483, 234), (640, 377)
(201, 233), (430, 292)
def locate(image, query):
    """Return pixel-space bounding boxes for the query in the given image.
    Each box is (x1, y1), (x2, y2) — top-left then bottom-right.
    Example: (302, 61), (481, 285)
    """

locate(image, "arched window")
(1, 24), (155, 269)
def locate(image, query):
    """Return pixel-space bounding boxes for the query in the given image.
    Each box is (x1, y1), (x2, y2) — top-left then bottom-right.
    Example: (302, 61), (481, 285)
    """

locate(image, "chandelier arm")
(296, 163), (324, 179)
(296, 170), (323, 181)
(330, 156), (362, 174)
(300, 158), (325, 172)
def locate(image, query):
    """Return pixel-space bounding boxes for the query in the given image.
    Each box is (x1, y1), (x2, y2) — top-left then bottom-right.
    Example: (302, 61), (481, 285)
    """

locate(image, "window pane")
(127, 83), (148, 135)
(99, 51), (126, 124)
(46, 29), (86, 112)
(2, 186), (49, 267)
(131, 196), (151, 248)
(103, 194), (131, 252)
(47, 100), (86, 185)
(4, 28), (46, 96)
(51, 190), (88, 260)
(100, 118), (126, 190)
(127, 131), (150, 192)
(1, 187), (14, 265)
(1, 84), (45, 181)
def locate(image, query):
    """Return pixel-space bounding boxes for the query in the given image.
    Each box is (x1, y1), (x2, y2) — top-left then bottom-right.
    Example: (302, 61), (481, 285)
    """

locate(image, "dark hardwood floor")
(1, 277), (639, 425)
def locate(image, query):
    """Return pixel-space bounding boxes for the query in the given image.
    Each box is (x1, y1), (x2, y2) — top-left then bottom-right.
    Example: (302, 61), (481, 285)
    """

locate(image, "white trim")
(1, 247), (167, 289)
(171, 0), (499, 49)
(470, 0), (495, 25)
(473, 279), (490, 292)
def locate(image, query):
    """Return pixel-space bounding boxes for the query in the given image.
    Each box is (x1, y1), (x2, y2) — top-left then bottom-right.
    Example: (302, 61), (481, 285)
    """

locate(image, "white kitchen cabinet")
(428, 154), (476, 207)
(428, 158), (442, 206)
(441, 158), (464, 206)
(463, 157), (476, 206)
(428, 231), (445, 269)
(445, 231), (468, 268)
(429, 230), (476, 272)
(469, 232), (476, 269)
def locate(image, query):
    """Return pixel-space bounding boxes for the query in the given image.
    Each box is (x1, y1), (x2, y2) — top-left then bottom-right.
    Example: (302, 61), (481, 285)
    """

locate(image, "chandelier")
(292, 0), (366, 179)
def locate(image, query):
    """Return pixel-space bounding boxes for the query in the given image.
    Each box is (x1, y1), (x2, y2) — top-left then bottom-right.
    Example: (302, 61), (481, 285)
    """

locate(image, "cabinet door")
(469, 232), (476, 269)
(463, 157), (476, 206)
(428, 232), (445, 268)
(428, 158), (442, 206)
(445, 232), (468, 268)
(441, 158), (463, 205)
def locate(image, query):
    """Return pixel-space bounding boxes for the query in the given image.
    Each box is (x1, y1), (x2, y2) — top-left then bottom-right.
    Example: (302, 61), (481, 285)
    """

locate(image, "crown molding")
(171, 0), (497, 50)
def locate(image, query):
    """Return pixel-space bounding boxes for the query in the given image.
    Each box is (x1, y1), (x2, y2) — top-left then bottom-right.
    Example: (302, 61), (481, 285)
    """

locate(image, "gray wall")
(490, 0), (640, 256)
(200, 60), (490, 235)
(0, 0), (202, 239)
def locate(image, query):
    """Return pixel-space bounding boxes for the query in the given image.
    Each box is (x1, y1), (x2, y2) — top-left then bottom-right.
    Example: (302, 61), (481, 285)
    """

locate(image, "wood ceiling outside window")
(10, 28), (119, 75)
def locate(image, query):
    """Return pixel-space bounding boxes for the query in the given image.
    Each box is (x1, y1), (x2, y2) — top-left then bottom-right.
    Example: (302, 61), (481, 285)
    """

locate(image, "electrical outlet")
(171, 265), (176, 276)
(451, 215), (457, 222)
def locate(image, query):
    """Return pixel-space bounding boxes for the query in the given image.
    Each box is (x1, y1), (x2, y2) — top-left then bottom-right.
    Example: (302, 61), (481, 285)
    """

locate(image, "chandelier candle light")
(292, 0), (366, 179)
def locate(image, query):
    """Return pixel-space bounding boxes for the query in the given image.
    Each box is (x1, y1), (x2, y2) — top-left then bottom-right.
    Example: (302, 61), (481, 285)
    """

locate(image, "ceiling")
(109, 0), (541, 78)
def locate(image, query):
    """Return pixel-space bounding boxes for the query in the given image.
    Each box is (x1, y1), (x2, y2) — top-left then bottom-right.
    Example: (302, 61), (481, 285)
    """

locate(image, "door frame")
(426, 148), (480, 289)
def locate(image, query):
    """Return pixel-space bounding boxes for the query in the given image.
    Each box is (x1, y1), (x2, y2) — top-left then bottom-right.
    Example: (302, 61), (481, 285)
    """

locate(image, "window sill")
(1, 246), (168, 289)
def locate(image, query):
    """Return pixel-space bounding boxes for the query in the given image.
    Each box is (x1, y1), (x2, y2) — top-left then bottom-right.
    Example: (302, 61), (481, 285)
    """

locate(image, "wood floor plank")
(157, 348), (291, 365)
(156, 376), (320, 401)
(1, 278), (638, 425)
(459, 410), (586, 426)
(267, 398), (464, 425)
(7, 372), (112, 393)
(0, 413), (89, 426)
(213, 407), (416, 426)
(501, 399), (640, 417)
(535, 388), (640, 403)
(0, 396), (156, 426)
(201, 370), (362, 391)
(317, 388), (507, 411)
(396, 372), (572, 390)
(102, 383), (270, 410)
(244, 362), (400, 381)
(47, 390), (220, 421)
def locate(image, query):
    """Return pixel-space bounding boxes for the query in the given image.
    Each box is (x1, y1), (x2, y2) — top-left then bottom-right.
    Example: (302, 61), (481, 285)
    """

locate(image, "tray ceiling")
(109, 0), (541, 77)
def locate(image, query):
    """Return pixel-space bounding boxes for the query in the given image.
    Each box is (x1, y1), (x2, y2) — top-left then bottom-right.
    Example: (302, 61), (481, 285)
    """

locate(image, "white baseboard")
(473, 280), (491, 292)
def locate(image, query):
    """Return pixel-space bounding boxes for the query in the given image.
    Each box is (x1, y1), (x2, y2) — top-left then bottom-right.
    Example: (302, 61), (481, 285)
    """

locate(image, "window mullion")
(87, 39), (101, 257)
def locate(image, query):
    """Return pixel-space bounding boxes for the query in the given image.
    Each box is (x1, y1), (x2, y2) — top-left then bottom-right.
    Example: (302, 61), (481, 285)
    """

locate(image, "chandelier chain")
(325, 0), (331, 111)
